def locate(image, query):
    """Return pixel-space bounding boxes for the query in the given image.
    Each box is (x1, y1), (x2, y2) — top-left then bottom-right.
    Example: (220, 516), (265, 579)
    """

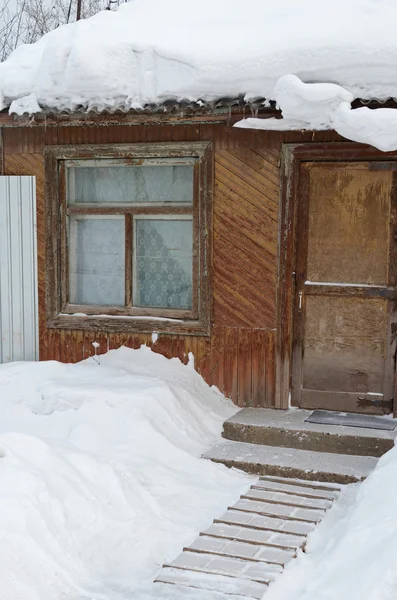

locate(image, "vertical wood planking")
(175, 335), (188, 365)
(73, 329), (84, 362)
(252, 329), (267, 407)
(211, 325), (224, 392)
(224, 327), (238, 403)
(83, 331), (95, 360)
(196, 335), (211, 385)
(266, 330), (276, 407)
(238, 328), (252, 407)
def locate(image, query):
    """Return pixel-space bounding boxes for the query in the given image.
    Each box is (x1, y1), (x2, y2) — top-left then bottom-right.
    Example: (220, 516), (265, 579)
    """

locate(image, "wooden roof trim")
(1, 98), (394, 128)
(0, 105), (280, 127)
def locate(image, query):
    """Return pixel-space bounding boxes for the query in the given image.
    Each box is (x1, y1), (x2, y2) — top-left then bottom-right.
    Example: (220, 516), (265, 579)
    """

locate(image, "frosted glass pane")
(69, 165), (193, 204)
(69, 218), (125, 306)
(135, 219), (192, 309)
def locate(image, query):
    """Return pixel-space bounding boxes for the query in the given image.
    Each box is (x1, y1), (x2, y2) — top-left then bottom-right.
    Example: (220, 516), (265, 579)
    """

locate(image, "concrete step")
(223, 408), (395, 457)
(204, 439), (377, 483)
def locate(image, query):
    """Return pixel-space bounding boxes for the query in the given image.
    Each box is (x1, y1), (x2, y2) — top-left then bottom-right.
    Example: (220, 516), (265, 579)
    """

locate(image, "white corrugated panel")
(0, 177), (38, 362)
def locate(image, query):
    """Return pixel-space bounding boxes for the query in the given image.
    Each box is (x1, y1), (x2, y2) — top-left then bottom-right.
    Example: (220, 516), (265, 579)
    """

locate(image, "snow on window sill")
(58, 313), (184, 323)
(48, 312), (210, 336)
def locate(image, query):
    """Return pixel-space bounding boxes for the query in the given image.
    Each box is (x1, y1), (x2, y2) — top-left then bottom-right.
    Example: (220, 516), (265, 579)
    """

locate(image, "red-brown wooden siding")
(1, 122), (342, 406)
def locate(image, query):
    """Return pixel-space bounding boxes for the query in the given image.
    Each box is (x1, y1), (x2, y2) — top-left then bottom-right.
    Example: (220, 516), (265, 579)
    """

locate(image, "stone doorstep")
(204, 439), (378, 483)
(223, 408), (396, 457)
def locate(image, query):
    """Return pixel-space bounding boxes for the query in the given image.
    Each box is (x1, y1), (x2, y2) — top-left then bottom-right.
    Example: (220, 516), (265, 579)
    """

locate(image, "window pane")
(69, 218), (125, 306)
(68, 164), (194, 204)
(135, 219), (193, 309)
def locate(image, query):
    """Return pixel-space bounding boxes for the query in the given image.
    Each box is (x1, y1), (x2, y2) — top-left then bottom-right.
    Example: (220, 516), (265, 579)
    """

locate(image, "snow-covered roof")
(1, 0), (397, 116)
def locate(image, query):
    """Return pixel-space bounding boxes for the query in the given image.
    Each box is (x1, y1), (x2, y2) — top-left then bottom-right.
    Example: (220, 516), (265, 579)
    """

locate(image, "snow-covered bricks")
(3, 0), (397, 116)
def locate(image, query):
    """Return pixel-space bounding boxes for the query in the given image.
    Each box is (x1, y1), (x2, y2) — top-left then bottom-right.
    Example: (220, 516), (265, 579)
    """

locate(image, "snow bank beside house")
(0, 346), (251, 600)
(2, 0), (397, 114)
(265, 443), (397, 600)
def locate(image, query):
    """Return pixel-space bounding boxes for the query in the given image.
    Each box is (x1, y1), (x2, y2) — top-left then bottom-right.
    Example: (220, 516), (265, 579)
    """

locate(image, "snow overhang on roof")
(3, 0), (397, 150)
(2, 0), (397, 116)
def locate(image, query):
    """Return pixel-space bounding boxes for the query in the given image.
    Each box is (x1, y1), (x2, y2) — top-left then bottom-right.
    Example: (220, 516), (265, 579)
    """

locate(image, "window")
(45, 143), (212, 334)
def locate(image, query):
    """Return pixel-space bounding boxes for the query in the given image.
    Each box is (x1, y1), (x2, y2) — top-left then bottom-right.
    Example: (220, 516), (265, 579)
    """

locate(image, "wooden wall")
(1, 121), (334, 407)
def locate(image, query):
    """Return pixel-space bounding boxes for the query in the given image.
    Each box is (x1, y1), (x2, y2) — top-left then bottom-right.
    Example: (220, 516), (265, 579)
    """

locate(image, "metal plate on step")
(305, 410), (397, 431)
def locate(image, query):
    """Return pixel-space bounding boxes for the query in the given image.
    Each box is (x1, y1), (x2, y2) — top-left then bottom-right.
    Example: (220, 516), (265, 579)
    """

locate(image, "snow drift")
(2, 348), (397, 600)
(0, 346), (251, 600)
(265, 443), (397, 600)
(2, 0), (397, 114)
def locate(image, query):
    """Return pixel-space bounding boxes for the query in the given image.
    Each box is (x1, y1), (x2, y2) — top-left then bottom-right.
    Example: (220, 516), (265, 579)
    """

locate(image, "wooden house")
(1, 104), (396, 416)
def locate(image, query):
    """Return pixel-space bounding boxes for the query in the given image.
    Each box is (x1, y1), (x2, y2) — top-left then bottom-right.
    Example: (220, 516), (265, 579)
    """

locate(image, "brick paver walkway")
(155, 475), (344, 598)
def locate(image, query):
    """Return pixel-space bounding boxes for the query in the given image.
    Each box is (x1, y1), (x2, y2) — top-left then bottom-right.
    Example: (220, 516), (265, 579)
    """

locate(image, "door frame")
(276, 142), (397, 416)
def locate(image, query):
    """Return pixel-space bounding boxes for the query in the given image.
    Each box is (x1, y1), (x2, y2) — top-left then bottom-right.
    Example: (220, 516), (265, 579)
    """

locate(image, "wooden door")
(292, 162), (397, 414)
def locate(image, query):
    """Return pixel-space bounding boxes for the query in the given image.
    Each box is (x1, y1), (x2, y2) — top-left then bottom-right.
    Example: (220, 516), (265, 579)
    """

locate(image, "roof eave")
(0, 98), (279, 127)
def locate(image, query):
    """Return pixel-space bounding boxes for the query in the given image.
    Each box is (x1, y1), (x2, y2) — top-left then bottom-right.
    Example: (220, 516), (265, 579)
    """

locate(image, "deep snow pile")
(0, 346), (251, 600)
(265, 445), (397, 600)
(2, 0), (397, 114)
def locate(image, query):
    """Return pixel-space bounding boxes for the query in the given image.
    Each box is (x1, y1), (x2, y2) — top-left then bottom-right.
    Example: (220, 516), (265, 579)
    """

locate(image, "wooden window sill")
(48, 312), (210, 336)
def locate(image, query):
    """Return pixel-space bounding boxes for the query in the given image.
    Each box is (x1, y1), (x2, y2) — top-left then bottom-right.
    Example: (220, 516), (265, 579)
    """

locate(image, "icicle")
(92, 341), (100, 365)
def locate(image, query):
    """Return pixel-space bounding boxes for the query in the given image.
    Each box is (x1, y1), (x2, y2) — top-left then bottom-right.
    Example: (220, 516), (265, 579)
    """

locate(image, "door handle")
(299, 291), (303, 310)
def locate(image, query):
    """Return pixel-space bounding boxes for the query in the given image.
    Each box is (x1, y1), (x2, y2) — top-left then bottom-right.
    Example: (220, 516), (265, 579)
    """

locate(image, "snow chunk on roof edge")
(235, 75), (397, 152)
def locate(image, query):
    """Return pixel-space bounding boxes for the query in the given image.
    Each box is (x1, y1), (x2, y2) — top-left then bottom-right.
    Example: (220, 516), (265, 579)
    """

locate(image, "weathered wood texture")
(292, 160), (397, 414)
(3, 123), (283, 406)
